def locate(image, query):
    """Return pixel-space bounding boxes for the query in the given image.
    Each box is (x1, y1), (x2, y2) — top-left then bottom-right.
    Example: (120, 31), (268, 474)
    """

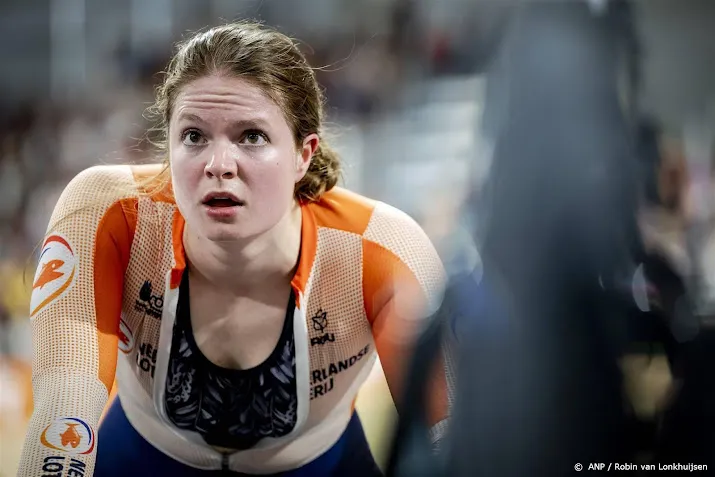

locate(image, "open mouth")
(202, 191), (245, 209)
(204, 197), (241, 208)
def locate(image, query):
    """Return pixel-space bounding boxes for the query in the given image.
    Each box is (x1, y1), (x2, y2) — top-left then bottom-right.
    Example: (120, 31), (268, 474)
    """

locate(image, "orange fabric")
(95, 198), (137, 393)
(362, 240), (417, 327)
(307, 188), (375, 235)
(170, 209), (187, 290)
(291, 203), (318, 307)
(362, 238), (448, 425)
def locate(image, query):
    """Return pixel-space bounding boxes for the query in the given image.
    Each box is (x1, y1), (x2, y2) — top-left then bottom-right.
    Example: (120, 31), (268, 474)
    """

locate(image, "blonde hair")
(144, 21), (341, 202)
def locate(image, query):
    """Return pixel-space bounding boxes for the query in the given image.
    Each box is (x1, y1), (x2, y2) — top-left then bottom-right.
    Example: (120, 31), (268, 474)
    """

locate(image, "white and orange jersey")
(17, 165), (448, 476)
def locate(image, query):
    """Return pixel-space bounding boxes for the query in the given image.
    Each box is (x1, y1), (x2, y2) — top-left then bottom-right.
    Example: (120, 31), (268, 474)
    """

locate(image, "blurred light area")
(50, 0), (86, 101)
(130, 0), (173, 55)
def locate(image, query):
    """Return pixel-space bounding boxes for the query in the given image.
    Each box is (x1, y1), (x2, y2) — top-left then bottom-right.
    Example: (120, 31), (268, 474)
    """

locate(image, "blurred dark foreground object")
(387, 1), (715, 475)
(388, 1), (644, 476)
(386, 231), (633, 477)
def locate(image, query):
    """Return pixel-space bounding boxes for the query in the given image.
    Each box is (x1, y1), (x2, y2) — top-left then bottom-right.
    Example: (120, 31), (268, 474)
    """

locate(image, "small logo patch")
(310, 309), (334, 347)
(30, 234), (77, 318)
(118, 318), (134, 354)
(311, 309), (328, 333)
(40, 417), (95, 454)
(134, 280), (163, 319)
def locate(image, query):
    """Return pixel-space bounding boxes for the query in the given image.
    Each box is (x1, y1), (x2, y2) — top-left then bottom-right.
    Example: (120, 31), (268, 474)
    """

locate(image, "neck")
(183, 202), (303, 292)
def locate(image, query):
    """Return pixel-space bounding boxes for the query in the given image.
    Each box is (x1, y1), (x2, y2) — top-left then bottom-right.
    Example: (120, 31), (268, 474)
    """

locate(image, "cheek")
(170, 153), (204, 203)
(243, 150), (297, 196)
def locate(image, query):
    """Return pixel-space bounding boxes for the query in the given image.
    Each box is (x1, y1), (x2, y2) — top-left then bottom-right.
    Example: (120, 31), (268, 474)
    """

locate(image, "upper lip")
(201, 191), (244, 205)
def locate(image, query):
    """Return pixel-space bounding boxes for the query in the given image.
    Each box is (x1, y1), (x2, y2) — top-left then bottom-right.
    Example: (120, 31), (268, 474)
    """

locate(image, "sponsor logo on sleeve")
(40, 417), (95, 455)
(40, 456), (87, 477)
(134, 280), (163, 319)
(136, 342), (157, 378)
(117, 318), (135, 354)
(30, 234), (78, 318)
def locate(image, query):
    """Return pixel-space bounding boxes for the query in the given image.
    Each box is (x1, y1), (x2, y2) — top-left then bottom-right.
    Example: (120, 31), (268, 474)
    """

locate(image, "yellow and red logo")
(118, 317), (135, 354)
(40, 417), (95, 454)
(30, 234), (77, 318)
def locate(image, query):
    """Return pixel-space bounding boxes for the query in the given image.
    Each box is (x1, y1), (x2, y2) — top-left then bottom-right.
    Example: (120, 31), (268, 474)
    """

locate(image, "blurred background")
(2, 0), (715, 474)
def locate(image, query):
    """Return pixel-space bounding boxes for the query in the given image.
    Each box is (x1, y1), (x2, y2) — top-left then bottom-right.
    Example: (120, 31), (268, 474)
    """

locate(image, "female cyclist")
(18, 22), (448, 477)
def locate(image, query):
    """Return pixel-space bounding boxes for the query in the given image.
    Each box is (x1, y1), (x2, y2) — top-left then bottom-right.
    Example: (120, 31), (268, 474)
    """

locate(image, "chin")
(203, 226), (250, 243)
(201, 218), (270, 242)
(204, 231), (243, 243)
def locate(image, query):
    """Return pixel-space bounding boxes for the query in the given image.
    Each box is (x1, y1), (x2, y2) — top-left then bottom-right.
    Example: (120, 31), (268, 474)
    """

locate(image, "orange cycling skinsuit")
(17, 164), (448, 476)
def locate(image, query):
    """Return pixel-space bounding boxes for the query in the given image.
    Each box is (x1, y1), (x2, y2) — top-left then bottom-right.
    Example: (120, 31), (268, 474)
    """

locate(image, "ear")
(295, 133), (320, 182)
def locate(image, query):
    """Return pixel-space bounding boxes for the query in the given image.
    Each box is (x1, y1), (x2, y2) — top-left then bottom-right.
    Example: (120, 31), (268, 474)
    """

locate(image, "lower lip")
(203, 204), (241, 219)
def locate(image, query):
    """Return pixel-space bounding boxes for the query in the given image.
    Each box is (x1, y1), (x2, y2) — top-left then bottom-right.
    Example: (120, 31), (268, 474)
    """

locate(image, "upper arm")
(17, 166), (136, 475)
(362, 203), (447, 425)
(30, 166), (136, 392)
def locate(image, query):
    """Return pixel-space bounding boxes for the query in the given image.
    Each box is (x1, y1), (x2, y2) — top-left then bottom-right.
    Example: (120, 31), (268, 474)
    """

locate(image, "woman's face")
(169, 74), (317, 242)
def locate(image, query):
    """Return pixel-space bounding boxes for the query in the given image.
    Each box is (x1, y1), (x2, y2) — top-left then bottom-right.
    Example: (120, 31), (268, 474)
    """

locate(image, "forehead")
(172, 74), (284, 124)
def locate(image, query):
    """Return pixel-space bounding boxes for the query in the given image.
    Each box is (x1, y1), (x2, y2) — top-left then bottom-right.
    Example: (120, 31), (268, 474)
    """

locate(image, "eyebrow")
(177, 112), (208, 126)
(176, 112), (271, 130)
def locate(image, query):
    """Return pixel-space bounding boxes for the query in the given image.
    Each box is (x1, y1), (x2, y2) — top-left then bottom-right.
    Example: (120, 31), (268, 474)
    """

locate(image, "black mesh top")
(164, 272), (298, 450)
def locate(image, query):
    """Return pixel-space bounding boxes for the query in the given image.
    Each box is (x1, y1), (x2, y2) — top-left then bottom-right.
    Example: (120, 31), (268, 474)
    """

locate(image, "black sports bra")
(164, 272), (298, 450)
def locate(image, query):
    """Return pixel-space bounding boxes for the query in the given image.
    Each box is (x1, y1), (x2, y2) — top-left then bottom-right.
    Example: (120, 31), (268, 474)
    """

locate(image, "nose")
(204, 142), (238, 179)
